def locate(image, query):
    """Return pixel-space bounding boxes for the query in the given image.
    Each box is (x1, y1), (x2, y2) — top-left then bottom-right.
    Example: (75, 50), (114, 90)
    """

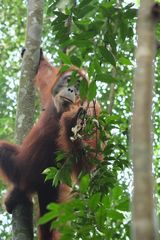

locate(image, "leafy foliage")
(39, 0), (137, 238)
(42, 108), (130, 238)
(39, 182), (130, 240)
(0, 0), (26, 141)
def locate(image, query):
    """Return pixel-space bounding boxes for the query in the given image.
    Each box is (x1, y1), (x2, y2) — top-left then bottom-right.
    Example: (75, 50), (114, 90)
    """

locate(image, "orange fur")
(0, 56), (102, 240)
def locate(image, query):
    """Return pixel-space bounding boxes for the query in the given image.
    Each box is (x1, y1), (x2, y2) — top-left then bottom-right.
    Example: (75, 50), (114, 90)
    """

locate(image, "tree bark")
(12, 0), (44, 239)
(131, 1), (157, 240)
(15, 0), (43, 144)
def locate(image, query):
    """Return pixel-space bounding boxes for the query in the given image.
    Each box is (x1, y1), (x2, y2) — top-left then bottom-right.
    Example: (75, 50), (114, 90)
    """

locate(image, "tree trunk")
(12, 0), (44, 239)
(131, 1), (157, 240)
(15, 0), (44, 144)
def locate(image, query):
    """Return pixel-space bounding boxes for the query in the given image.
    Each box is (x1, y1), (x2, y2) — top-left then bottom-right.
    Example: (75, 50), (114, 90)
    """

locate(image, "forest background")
(0, 0), (159, 239)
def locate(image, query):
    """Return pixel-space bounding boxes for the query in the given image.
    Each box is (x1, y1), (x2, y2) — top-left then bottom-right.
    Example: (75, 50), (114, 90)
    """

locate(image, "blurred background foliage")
(0, 0), (159, 239)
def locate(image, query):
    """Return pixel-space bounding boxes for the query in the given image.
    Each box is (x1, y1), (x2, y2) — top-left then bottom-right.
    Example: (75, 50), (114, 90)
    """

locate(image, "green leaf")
(99, 46), (116, 67)
(53, 170), (61, 187)
(73, 18), (90, 31)
(78, 0), (93, 8)
(59, 167), (72, 186)
(74, 5), (95, 18)
(96, 73), (117, 83)
(107, 209), (124, 220)
(88, 61), (95, 78)
(38, 211), (58, 225)
(88, 193), (100, 210)
(53, 11), (69, 20)
(95, 206), (107, 227)
(87, 81), (97, 101)
(56, 151), (65, 162)
(47, 203), (60, 211)
(102, 1), (116, 9)
(93, 58), (101, 74)
(119, 19), (128, 41)
(72, 39), (92, 47)
(43, 167), (58, 182)
(119, 56), (132, 65)
(102, 195), (110, 208)
(80, 175), (90, 193)
(74, 31), (96, 40)
(59, 65), (70, 73)
(58, 51), (71, 64)
(116, 198), (130, 211)
(124, 8), (137, 19)
(112, 185), (123, 199)
(79, 80), (88, 100)
(104, 33), (117, 55)
(70, 56), (82, 67)
(55, 28), (70, 42)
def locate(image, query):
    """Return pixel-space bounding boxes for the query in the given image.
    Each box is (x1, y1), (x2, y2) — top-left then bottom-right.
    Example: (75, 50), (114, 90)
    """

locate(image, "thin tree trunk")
(15, 0), (43, 144)
(12, 0), (43, 239)
(131, 1), (157, 240)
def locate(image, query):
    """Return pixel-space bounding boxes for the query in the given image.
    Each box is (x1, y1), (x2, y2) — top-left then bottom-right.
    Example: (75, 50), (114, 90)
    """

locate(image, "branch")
(12, 0), (44, 239)
(131, 1), (158, 240)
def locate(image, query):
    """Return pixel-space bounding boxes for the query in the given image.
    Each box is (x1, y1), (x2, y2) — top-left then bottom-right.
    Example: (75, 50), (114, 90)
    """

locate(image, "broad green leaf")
(74, 5), (95, 18)
(73, 18), (91, 30)
(119, 56), (132, 65)
(38, 211), (58, 225)
(58, 51), (71, 64)
(102, 2), (115, 9)
(80, 174), (90, 193)
(53, 11), (69, 20)
(125, 8), (137, 19)
(70, 55), (82, 67)
(87, 81), (97, 101)
(72, 39), (92, 47)
(43, 167), (58, 181)
(107, 209), (124, 220)
(116, 198), (130, 211)
(79, 80), (88, 100)
(112, 185), (123, 199)
(88, 20), (104, 33)
(88, 193), (100, 210)
(53, 170), (61, 187)
(59, 65), (70, 73)
(56, 151), (65, 162)
(74, 31), (96, 40)
(95, 206), (107, 227)
(104, 33), (117, 55)
(119, 19), (128, 41)
(93, 58), (101, 74)
(99, 46), (116, 67)
(102, 195), (110, 208)
(78, 0), (93, 8)
(59, 167), (72, 186)
(47, 203), (60, 211)
(96, 73), (117, 83)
